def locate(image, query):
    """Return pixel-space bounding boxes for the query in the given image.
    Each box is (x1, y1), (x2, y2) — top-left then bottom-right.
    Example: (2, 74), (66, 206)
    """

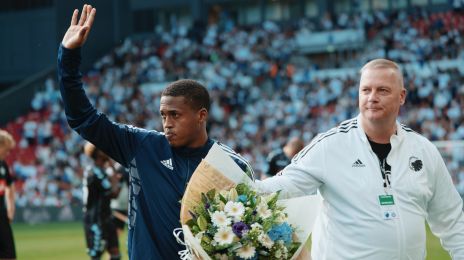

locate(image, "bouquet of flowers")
(177, 144), (321, 260)
(185, 183), (300, 259)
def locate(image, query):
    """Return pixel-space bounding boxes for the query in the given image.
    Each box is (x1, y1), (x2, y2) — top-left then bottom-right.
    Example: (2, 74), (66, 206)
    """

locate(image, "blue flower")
(237, 195), (248, 203)
(267, 223), (293, 244)
(232, 221), (249, 238)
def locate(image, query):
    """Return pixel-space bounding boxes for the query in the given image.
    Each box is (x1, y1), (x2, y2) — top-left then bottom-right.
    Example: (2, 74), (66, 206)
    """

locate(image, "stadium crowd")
(4, 8), (464, 208)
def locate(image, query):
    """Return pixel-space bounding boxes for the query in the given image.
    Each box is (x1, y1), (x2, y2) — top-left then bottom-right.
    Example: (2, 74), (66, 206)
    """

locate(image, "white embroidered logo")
(161, 159), (173, 170)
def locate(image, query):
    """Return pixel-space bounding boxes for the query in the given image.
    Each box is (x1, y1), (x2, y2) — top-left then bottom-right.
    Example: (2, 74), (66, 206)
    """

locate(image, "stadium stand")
(3, 7), (464, 210)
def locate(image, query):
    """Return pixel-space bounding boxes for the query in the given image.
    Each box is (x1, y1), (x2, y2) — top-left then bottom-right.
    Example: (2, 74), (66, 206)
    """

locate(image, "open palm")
(62, 4), (96, 49)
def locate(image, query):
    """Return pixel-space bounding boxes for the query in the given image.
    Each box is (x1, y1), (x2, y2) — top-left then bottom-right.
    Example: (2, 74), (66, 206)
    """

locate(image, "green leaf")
(201, 240), (215, 253)
(235, 183), (247, 194)
(206, 189), (216, 201)
(195, 203), (211, 222)
(186, 218), (196, 228)
(191, 225), (200, 234)
(258, 250), (270, 257)
(201, 234), (211, 244)
(288, 242), (302, 255)
(267, 193), (279, 208)
(249, 195), (257, 208)
(201, 192), (209, 204)
(219, 193), (228, 204)
(262, 221), (272, 231)
(197, 216), (208, 231)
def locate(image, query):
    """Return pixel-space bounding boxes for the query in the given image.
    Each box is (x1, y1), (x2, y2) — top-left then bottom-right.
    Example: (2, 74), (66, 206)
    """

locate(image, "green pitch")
(13, 222), (128, 260)
(13, 222), (449, 259)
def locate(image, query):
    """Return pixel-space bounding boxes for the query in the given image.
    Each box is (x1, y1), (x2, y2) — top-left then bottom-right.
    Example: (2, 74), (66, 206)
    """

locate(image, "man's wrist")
(59, 43), (82, 73)
(60, 43), (81, 56)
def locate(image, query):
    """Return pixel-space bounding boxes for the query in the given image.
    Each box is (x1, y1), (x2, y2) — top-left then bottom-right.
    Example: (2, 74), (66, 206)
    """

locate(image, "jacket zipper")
(368, 146), (403, 258)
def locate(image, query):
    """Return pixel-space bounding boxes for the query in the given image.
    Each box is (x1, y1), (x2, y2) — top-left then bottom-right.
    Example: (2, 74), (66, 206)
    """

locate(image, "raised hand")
(61, 4), (96, 49)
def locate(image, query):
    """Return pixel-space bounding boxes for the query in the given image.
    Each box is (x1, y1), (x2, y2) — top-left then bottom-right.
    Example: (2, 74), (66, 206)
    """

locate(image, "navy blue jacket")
(58, 45), (254, 259)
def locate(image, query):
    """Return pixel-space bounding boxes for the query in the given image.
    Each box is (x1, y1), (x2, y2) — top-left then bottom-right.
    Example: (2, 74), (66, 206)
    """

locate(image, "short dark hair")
(162, 79), (210, 111)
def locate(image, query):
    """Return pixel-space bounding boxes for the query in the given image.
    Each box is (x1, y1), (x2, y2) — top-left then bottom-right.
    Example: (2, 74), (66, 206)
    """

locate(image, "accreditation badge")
(378, 194), (399, 220)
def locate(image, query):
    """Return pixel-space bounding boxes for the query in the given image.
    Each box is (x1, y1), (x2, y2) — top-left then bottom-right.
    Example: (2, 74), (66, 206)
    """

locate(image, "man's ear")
(400, 88), (406, 105)
(198, 108), (208, 123)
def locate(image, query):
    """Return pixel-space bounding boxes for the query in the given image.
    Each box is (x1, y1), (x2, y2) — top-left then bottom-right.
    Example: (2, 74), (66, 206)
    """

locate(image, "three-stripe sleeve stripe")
(293, 119), (358, 162)
(216, 142), (255, 180)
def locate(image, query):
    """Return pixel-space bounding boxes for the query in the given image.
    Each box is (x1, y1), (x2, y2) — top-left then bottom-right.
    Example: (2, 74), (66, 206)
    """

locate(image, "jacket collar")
(356, 114), (405, 146)
(172, 138), (214, 157)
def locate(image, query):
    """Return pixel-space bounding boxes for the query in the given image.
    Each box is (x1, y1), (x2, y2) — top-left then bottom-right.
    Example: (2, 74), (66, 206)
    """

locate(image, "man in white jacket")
(256, 59), (464, 259)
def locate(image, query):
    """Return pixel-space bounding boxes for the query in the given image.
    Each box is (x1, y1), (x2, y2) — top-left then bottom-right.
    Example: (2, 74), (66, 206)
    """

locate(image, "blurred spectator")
(4, 7), (464, 208)
(110, 164), (129, 240)
(82, 142), (120, 260)
(266, 137), (305, 177)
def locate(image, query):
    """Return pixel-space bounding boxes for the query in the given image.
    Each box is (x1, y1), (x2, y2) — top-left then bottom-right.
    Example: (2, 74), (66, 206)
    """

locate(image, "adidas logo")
(352, 159), (365, 167)
(161, 159), (173, 170)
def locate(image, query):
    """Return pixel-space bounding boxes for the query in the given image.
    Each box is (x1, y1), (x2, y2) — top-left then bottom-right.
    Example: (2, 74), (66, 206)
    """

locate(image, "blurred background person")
(266, 136), (305, 176)
(82, 142), (121, 260)
(110, 164), (129, 240)
(0, 130), (16, 260)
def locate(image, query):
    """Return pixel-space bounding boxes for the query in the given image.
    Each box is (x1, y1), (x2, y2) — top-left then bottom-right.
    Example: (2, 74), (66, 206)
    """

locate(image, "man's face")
(359, 68), (406, 124)
(160, 96), (206, 148)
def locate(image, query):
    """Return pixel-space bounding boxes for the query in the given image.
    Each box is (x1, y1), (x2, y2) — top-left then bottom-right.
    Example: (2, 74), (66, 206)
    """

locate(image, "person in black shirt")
(83, 142), (121, 260)
(110, 165), (129, 239)
(266, 137), (304, 176)
(0, 130), (16, 260)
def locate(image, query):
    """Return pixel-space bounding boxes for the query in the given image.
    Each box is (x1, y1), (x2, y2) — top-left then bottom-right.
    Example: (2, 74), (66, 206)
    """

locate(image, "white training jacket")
(256, 115), (464, 260)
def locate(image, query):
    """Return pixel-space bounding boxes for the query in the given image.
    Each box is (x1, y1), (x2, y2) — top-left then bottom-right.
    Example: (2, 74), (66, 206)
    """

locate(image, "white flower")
(282, 246), (288, 258)
(275, 212), (288, 223)
(224, 201), (245, 219)
(211, 211), (231, 227)
(251, 223), (262, 230)
(258, 233), (274, 249)
(236, 245), (256, 259)
(214, 227), (235, 245)
(256, 202), (272, 219)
